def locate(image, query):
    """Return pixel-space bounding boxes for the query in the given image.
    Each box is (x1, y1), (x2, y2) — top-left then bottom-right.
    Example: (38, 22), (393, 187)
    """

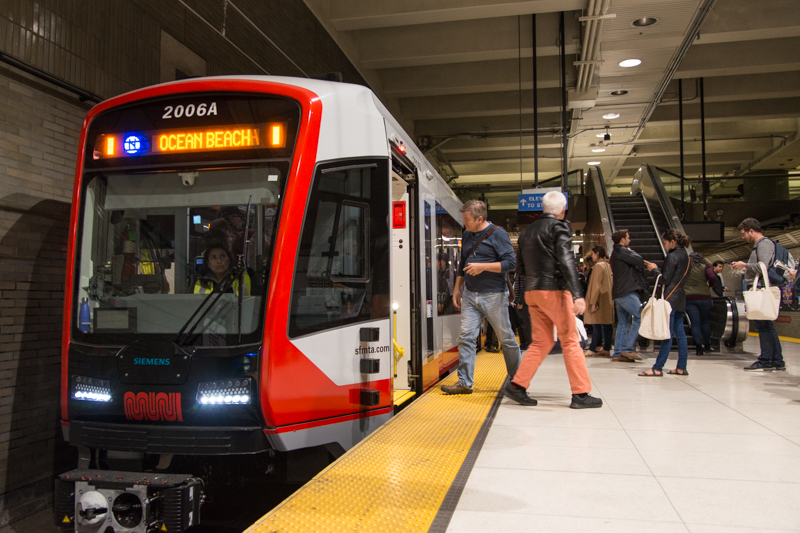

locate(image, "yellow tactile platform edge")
(244, 351), (507, 533)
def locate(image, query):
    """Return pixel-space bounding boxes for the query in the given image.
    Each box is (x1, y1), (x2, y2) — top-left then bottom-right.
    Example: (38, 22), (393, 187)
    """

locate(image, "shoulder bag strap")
(666, 253), (692, 300)
(463, 225), (499, 262)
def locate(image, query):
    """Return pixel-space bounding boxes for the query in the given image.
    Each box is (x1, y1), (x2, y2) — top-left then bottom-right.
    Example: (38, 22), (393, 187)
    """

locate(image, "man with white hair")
(442, 199), (520, 395)
(504, 191), (602, 409)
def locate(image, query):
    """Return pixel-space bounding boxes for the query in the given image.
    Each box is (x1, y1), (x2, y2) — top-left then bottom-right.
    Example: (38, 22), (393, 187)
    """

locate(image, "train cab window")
(289, 160), (390, 338)
(73, 164), (287, 345)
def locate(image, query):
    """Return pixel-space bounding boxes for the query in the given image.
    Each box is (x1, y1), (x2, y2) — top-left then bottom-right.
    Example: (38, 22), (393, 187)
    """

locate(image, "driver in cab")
(194, 240), (251, 296)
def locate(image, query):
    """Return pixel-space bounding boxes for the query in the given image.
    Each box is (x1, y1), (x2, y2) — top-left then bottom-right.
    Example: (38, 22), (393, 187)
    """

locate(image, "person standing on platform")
(731, 218), (787, 372)
(584, 245), (614, 357)
(711, 260), (727, 297)
(684, 252), (717, 354)
(503, 191), (603, 409)
(609, 229), (656, 362)
(639, 229), (691, 377)
(442, 200), (520, 395)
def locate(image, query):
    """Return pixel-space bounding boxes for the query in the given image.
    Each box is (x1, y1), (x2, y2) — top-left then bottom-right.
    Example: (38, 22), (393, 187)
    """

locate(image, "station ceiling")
(305, 0), (800, 209)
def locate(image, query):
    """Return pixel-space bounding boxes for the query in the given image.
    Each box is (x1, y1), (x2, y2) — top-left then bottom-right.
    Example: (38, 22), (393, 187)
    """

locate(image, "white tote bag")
(639, 274), (673, 340)
(744, 262), (781, 321)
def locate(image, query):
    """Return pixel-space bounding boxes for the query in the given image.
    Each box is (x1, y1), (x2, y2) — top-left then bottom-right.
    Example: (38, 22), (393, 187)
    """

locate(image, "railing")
(632, 164), (693, 253)
(584, 166), (615, 254)
(652, 166), (800, 204)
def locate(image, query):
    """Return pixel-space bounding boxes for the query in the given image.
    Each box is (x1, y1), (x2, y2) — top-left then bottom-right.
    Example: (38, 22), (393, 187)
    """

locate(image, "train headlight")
(72, 375), (112, 402)
(196, 378), (251, 405)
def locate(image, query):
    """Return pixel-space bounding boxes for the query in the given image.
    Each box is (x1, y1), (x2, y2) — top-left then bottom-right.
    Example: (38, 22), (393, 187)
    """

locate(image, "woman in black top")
(639, 229), (691, 377)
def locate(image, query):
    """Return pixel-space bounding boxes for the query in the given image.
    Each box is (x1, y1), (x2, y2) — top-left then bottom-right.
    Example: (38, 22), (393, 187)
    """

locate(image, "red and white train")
(56, 76), (466, 532)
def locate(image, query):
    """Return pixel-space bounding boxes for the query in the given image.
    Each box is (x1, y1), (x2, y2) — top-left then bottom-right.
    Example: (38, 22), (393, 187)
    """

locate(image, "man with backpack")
(731, 217), (788, 371)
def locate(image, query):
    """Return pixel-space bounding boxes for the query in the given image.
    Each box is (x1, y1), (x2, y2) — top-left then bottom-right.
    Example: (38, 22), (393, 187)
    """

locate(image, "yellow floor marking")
(748, 331), (800, 344)
(244, 350), (507, 533)
(392, 389), (416, 406)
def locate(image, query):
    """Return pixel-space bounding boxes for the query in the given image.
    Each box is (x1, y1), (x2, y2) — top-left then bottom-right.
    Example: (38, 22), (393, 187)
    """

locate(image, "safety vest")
(193, 272), (251, 296)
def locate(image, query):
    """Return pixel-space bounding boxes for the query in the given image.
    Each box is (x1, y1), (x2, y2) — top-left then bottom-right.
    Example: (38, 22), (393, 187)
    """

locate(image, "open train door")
(390, 162), (415, 407)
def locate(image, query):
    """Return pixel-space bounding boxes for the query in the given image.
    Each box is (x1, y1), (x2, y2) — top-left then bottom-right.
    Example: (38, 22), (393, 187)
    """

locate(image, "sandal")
(667, 369), (689, 376)
(638, 369), (663, 377)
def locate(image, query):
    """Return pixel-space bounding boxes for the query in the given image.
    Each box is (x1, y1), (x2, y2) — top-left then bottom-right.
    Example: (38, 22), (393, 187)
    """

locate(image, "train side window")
(435, 203), (462, 316)
(289, 160), (390, 338)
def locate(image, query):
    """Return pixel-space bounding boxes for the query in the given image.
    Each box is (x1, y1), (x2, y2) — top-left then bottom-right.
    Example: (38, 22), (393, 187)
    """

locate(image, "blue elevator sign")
(518, 192), (568, 212)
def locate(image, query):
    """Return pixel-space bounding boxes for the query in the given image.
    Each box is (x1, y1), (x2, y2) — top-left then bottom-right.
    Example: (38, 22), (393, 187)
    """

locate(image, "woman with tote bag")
(638, 229), (692, 377)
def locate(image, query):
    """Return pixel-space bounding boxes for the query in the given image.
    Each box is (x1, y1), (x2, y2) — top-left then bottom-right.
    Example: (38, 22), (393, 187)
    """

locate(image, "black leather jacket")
(517, 214), (583, 299)
(610, 244), (646, 299)
(653, 246), (690, 312)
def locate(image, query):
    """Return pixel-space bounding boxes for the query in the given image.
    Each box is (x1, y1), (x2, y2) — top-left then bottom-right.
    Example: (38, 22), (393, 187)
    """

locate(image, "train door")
(391, 172), (413, 404)
(419, 192), (440, 390)
(435, 202), (462, 372)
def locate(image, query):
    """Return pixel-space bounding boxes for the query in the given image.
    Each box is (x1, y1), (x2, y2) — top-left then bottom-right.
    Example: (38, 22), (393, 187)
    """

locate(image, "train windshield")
(73, 164), (287, 346)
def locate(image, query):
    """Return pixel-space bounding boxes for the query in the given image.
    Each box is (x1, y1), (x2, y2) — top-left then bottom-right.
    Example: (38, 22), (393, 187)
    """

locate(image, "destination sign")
(93, 123), (287, 159)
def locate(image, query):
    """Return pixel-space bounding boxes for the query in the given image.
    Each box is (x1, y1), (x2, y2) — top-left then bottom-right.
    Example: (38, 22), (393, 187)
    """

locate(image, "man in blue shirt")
(442, 200), (520, 395)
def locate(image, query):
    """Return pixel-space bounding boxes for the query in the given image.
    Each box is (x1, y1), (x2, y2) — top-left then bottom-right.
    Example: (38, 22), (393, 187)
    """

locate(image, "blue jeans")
(457, 289), (521, 387)
(753, 319), (784, 366)
(685, 299), (712, 346)
(614, 293), (642, 356)
(653, 310), (689, 371)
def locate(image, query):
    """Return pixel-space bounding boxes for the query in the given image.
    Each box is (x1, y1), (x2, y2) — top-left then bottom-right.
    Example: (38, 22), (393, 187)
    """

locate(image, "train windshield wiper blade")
(174, 271), (241, 347)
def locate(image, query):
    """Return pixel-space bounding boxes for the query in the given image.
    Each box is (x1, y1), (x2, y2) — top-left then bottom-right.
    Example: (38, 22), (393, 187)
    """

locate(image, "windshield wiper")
(174, 265), (243, 347)
(237, 196), (252, 343)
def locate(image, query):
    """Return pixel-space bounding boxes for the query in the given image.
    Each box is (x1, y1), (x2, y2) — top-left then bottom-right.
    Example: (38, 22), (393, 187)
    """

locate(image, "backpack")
(767, 240), (795, 286)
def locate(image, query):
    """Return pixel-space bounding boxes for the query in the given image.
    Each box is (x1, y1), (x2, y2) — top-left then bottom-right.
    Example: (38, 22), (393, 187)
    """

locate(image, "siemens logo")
(133, 358), (171, 366)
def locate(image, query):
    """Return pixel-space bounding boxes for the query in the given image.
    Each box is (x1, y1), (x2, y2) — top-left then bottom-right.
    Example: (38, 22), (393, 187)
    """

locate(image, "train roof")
(97, 75), (461, 212)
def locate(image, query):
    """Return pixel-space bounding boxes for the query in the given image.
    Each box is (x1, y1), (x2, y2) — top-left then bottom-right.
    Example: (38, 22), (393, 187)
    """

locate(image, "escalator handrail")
(591, 166), (615, 254)
(637, 164), (693, 253)
(640, 195), (667, 257)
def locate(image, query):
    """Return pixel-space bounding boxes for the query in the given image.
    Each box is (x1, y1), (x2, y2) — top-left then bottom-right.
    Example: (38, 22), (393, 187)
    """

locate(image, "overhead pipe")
(631, 0), (717, 141)
(586, 0), (611, 91)
(576, 0), (596, 91)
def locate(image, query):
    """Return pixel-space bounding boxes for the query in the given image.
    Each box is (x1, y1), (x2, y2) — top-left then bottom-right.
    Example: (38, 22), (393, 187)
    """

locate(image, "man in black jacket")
(503, 191), (602, 409)
(609, 229), (656, 362)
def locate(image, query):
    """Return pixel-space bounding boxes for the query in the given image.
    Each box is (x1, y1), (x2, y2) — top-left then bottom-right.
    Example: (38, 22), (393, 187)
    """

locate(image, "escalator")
(607, 196), (664, 265)
(584, 164), (748, 352)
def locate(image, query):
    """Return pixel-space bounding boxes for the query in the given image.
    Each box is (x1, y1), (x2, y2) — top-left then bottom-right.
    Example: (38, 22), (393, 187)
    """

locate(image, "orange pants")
(513, 290), (592, 394)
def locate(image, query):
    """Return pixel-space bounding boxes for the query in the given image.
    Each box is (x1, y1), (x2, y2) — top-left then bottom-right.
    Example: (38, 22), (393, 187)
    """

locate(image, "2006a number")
(162, 102), (217, 120)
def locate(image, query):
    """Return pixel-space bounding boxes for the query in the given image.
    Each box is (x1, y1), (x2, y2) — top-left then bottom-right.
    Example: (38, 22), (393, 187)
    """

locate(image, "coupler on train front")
(54, 469), (202, 533)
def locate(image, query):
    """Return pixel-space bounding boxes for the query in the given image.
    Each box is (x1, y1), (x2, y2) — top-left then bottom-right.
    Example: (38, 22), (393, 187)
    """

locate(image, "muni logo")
(124, 392), (183, 422)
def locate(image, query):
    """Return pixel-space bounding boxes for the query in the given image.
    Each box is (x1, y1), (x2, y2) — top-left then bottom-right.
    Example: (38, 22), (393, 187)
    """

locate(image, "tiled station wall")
(0, 0), (365, 525)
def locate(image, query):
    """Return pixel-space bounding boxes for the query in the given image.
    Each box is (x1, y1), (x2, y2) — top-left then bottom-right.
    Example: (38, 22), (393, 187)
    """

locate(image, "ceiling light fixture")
(592, 148), (606, 152)
(610, 90), (628, 96)
(632, 17), (658, 27)
(603, 112), (620, 120)
(588, 161), (601, 166)
(619, 59), (642, 68)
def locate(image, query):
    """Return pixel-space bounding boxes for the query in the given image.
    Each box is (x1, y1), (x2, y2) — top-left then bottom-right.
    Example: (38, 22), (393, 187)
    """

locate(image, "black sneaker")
(502, 382), (538, 406)
(773, 363), (787, 371)
(570, 393), (603, 409)
(744, 361), (774, 372)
